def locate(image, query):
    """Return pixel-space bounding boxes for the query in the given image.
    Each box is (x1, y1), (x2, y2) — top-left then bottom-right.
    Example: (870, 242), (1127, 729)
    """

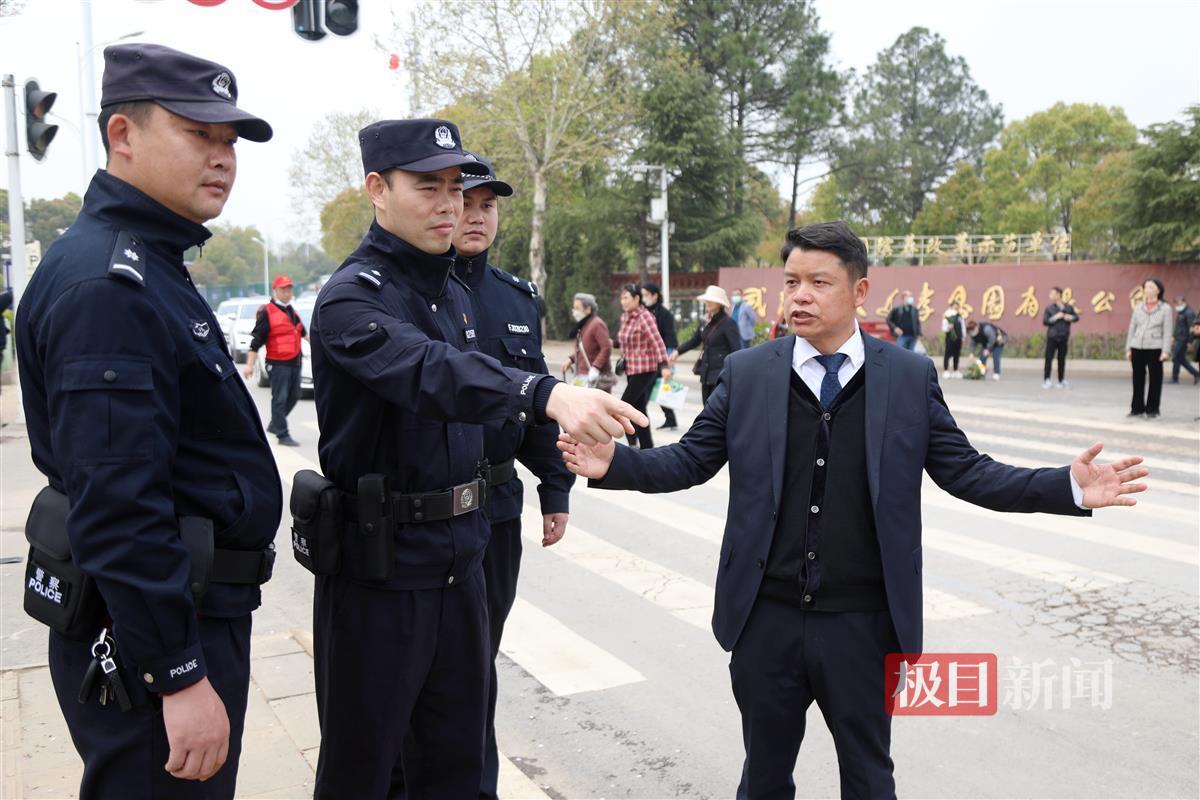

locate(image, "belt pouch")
(289, 469), (343, 575)
(357, 474), (394, 581)
(23, 486), (106, 640)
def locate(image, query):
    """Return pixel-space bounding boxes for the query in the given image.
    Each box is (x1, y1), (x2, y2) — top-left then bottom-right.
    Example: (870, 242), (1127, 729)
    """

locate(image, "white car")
(251, 296), (315, 397)
(215, 296), (268, 363)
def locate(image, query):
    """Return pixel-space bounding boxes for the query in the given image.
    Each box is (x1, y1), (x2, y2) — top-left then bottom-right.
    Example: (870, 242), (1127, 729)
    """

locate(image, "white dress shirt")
(790, 321), (1087, 507)
(791, 321), (865, 400)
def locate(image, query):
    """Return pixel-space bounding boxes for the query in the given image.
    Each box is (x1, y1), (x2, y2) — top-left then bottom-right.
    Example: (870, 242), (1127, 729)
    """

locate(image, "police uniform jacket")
(16, 170), (283, 693)
(311, 223), (557, 588)
(454, 252), (573, 524)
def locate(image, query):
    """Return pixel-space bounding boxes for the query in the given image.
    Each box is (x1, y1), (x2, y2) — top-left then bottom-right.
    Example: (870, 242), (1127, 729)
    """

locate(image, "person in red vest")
(243, 274), (307, 445)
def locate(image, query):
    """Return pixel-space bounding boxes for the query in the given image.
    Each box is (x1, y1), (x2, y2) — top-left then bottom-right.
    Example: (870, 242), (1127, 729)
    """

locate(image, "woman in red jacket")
(616, 283), (670, 449)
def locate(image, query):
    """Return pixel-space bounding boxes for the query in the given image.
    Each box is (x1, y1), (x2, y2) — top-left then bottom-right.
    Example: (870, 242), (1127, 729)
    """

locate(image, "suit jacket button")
(807, 551), (816, 560)
(803, 594), (813, 603)
(103, 369), (117, 382)
(755, 559), (764, 569)
(822, 412), (831, 421)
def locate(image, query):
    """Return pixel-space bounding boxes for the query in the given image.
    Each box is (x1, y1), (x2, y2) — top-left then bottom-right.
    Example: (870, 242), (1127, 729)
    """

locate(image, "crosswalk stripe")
(924, 527), (1132, 591)
(977, 451), (1198, 497)
(921, 489), (1197, 565)
(497, 751), (552, 799)
(924, 586), (994, 620)
(521, 506), (714, 632)
(573, 462), (1157, 586)
(523, 499), (993, 622)
(964, 431), (1197, 475)
(946, 399), (1200, 439)
(499, 598), (645, 696)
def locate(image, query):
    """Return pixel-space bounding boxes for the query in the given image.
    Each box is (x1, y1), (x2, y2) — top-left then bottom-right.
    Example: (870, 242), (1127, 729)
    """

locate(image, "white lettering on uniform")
(169, 659), (199, 679)
(519, 375), (535, 396)
(507, 323), (531, 334)
(27, 575), (64, 605)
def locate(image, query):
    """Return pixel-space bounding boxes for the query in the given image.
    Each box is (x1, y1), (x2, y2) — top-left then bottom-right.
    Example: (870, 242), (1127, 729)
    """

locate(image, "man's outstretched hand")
(1071, 442), (1149, 508)
(557, 433), (616, 480)
(545, 384), (648, 447)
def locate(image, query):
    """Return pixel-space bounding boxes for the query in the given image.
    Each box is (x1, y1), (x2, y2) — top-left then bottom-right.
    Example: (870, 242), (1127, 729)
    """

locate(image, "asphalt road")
(2, 343), (1197, 798)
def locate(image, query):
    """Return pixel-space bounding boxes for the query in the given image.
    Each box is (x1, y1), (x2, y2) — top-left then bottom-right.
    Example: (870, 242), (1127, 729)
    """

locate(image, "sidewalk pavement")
(0, 379), (550, 800)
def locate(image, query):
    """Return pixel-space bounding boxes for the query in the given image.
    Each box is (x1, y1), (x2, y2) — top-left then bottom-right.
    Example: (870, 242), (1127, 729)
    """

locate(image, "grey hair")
(573, 292), (597, 312)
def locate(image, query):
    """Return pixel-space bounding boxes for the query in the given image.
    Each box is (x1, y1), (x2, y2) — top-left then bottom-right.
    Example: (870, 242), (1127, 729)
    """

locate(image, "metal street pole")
(659, 166), (670, 309)
(253, 236), (269, 293)
(4, 75), (28, 304)
(5, 73), (29, 424)
(80, 0), (100, 178)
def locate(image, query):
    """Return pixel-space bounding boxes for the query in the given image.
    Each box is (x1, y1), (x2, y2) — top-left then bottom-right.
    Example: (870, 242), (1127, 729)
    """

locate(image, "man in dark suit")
(559, 221), (1149, 799)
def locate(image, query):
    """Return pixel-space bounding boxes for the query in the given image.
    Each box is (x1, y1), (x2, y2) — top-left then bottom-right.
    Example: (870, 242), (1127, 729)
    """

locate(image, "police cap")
(359, 119), (488, 177)
(100, 43), (273, 142)
(461, 150), (513, 197)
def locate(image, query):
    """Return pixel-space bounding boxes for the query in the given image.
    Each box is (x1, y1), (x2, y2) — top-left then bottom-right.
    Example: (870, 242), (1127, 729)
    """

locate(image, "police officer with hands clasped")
(296, 118), (645, 797)
(16, 44), (281, 798)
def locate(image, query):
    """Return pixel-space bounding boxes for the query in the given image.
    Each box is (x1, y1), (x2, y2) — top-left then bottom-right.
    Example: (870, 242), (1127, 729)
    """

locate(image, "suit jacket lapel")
(863, 332), (889, 511)
(766, 336), (792, 511)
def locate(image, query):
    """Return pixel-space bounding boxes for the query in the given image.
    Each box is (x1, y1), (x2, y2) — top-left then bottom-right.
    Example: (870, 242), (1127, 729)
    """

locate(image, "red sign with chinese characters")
(885, 652), (999, 716)
(720, 262), (1200, 336)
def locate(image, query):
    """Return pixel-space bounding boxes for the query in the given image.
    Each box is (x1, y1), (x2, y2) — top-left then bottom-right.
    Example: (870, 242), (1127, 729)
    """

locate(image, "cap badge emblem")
(434, 125), (456, 149)
(211, 72), (232, 100)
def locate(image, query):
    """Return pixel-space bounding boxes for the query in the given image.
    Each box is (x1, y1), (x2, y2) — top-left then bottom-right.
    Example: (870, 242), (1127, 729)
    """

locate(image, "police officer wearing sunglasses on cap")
(16, 44), (280, 798)
(306, 119), (645, 797)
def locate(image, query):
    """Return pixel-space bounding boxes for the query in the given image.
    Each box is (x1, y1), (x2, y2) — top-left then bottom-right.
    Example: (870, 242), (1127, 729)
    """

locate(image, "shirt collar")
(792, 320), (865, 372)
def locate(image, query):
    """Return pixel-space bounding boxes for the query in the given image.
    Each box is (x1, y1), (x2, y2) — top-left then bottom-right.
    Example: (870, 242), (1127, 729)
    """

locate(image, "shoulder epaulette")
(489, 265), (537, 296)
(354, 263), (389, 290)
(107, 231), (146, 286)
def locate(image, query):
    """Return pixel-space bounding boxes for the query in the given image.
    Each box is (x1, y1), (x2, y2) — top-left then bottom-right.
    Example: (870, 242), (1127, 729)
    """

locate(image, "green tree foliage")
(982, 103), (1136, 234)
(187, 224), (268, 287)
(289, 109), (376, 230)
(320, 188), (374, 264)
(398, 0), (652, 299)
(831, 27), (1002, 229)
(1110, 106), (1200, 262)
(634, 46), (760, 271)
(674, 0), (823, 215)
(912, 162), (986, 235)
(25, 193), (83, 252)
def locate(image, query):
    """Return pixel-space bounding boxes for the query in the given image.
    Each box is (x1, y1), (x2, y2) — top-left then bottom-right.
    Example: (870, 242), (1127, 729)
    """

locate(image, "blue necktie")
(815, 353), (848, 409)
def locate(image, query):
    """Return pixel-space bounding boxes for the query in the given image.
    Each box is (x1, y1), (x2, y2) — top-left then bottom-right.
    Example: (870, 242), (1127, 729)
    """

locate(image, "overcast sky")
(2, 0), (1197, 247)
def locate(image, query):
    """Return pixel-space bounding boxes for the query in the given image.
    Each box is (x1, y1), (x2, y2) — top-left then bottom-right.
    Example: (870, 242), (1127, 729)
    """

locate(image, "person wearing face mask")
(1125, 278), (1173, 418)
(731, 288), (759, 349)
(887, 290), (922, 351)
(1168, 294), (1199, 385)
(642, 283), (679, 430)
(562, 293), (614, 392)
(671, 285), (743, 405)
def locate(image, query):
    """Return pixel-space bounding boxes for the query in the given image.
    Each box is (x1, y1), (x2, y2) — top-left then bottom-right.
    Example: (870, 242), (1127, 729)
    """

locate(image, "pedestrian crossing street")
(276, 390), (1198, 797)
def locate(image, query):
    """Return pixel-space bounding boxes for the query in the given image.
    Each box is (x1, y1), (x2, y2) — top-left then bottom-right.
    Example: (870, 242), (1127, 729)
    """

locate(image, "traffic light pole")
(4, 73), (28, 424)
(3, 74), (29, 305)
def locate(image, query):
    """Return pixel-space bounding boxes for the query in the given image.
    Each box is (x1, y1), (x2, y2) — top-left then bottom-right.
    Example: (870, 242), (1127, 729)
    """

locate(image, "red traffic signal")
(24, 80), (58, 161)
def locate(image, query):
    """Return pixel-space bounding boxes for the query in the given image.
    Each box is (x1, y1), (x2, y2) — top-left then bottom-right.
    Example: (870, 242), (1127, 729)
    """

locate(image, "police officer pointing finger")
(304, 119), (645, 797)
(16, 44), (280, 798)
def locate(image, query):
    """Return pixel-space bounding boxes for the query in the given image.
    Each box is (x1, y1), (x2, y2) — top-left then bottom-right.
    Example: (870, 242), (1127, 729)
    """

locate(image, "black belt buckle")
(258, 543), (276, 584)
(451, 480), (481, 517)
